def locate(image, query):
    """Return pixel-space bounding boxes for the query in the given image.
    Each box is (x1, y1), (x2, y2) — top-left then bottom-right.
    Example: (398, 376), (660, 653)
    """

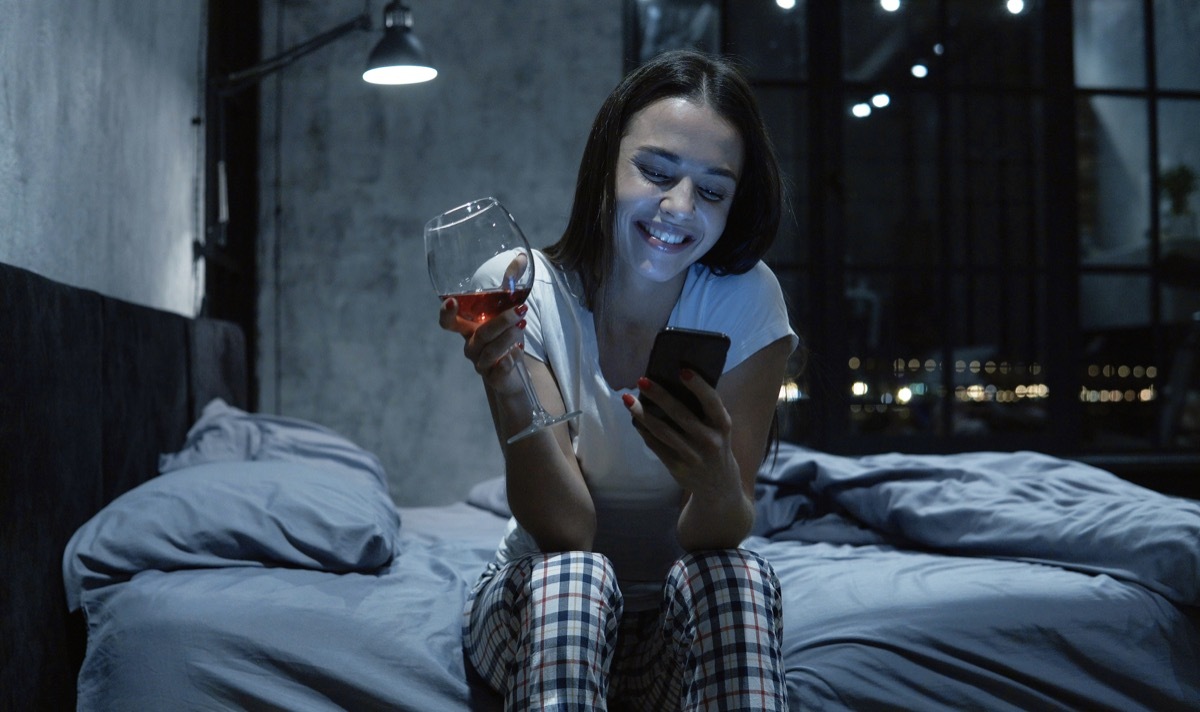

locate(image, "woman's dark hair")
(543, 49), (783, 310)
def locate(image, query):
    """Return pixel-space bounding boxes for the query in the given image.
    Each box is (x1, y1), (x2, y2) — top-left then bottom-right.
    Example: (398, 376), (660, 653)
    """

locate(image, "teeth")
(645, 223), (687, 245)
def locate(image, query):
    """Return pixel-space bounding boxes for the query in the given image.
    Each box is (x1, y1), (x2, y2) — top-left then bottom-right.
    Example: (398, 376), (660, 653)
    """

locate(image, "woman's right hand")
(438, 298), (529, 396)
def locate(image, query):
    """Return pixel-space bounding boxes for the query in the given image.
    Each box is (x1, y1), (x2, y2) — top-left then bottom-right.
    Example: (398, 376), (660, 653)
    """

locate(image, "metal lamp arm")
(213, 13), (372, 96)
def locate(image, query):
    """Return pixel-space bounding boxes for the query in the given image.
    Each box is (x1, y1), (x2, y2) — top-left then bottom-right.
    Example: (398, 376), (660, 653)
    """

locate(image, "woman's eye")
(634, 160), (728, 202)
(638, 165), (670, 183)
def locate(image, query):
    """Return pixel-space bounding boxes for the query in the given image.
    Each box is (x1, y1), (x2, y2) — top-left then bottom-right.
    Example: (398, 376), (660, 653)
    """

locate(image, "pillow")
(467, 476), (511, 517)
(159, 399), (389, 492)
(64, 460), (401, 612)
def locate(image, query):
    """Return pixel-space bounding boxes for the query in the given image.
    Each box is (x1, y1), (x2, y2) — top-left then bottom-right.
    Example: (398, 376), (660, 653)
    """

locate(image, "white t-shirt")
(496, 250), (799, 610)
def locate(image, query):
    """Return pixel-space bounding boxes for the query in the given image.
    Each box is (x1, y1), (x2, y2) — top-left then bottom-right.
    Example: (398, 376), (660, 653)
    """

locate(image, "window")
(640, 0), (1200, 458)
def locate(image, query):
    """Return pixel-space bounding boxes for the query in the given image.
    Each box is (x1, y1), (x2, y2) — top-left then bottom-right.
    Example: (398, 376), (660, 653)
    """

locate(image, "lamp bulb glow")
(363, 65), (438, 85)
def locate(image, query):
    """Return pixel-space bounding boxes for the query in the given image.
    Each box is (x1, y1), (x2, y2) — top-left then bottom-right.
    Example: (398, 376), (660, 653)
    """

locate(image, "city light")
(778, 380), (805, 402)
(836, 355), (1159, 411)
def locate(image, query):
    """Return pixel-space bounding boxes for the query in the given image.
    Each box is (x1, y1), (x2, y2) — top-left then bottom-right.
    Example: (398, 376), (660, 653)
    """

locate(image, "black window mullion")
(807, 0), (849, 451)
(1043, 0), (1081, 452)
(1143, 0), (1167, 434)
(936, 0), (956, 442)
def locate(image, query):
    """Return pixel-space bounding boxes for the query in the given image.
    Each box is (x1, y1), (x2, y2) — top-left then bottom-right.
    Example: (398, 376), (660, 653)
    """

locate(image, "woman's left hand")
(622, 337), (793, 551)
(622, 370), (743, 504)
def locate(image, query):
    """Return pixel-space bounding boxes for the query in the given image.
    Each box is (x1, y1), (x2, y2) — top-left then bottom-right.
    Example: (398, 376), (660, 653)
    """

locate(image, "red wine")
(442, 287), (530, 323)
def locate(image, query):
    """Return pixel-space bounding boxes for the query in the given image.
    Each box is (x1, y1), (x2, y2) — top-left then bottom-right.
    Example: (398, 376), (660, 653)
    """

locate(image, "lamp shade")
(362, 3), (437, 85)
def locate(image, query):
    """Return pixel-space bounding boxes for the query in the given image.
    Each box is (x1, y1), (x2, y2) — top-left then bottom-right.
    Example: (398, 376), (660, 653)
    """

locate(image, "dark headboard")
(0, 262), (248, 710)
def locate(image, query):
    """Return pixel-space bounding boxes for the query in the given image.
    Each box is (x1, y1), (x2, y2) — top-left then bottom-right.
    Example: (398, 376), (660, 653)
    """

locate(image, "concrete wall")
(258, 1), (624, 505)
(0, 0), (205, 315)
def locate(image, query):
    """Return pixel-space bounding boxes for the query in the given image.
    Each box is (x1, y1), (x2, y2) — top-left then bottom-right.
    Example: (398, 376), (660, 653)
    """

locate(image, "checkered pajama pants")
(463, 548), (786, 711)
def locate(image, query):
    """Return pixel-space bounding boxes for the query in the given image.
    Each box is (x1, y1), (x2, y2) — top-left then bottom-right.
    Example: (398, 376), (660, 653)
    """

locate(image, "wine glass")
(425, 197), (581, 444)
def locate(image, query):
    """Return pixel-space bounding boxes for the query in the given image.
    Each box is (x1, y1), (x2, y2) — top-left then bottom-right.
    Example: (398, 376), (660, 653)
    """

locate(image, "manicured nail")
(680, 368), (694, 381)
(515, 304), (528, 316)
(622, 393), (635, 407)
(516, 319), (527, 330)
(637, 377), (651, 391)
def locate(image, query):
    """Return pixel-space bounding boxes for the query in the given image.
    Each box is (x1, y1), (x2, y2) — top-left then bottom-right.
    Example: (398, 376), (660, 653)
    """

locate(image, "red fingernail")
(515, 304), (528, 316)
(681, 368), (694, 381)
(516, 319), (527, 330)
(622, 393), (635, 407)
(637, 377), (651, 390)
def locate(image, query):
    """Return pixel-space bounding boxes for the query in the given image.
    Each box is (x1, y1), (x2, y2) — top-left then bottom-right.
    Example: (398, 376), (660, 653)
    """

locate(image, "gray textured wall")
(0, 0), (205, 315)
(258, 1), (624, 505)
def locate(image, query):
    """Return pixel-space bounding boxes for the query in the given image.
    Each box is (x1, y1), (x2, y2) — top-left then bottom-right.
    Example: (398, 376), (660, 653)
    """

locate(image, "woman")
(438, 49), (797, 711)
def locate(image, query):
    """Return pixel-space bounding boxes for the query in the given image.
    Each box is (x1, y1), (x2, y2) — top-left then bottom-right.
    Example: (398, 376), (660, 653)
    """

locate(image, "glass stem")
(513, 352), (547, 423)
(504, 346), (579, 444)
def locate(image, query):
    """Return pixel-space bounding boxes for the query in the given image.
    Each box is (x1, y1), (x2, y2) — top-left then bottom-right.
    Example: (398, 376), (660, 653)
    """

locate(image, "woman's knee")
(507, 550), (623, 623)
(528, 550), (619, 594)
(666, 549), (782, 613)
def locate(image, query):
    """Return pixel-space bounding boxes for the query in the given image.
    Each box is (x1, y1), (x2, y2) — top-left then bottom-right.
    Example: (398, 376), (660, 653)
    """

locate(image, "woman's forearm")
(485, 368), (596, 552)
(676, 478), (755, 551)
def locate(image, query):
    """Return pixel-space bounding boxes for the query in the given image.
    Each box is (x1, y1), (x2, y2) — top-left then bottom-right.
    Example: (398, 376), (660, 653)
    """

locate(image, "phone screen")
(642, 327), (730, 421)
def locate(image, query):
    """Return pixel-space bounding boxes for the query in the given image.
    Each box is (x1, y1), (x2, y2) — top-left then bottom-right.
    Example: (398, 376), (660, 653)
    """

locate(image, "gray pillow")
(65, 460), (400, 612)
(159, 398), (390, 493)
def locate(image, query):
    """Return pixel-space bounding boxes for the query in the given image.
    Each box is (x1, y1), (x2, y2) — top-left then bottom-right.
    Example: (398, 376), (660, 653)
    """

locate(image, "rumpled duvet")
(751, 444), (1200, 710)
(754, 445), (1200, 606)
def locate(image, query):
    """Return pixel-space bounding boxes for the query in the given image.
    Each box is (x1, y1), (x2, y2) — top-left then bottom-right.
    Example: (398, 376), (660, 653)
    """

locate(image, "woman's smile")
(640, 220), (694, 249)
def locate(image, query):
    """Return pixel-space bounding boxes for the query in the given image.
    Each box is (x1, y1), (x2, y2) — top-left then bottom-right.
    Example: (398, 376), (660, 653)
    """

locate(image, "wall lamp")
(213, 1), (437, 96)
(363, 3), (438, 85)
(201, 1), (436, 261)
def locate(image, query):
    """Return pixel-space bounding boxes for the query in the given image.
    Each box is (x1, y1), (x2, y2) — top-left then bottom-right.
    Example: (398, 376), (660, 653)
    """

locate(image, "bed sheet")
(758, 537), (1199, 710)
(74, 502), (508, 712)
(66, 415), (1200, 711)
(72, 491), (1200, 712)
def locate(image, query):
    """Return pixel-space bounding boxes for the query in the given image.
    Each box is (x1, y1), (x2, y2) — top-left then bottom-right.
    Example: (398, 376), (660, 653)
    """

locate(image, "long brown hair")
(543, 49), (783, 310)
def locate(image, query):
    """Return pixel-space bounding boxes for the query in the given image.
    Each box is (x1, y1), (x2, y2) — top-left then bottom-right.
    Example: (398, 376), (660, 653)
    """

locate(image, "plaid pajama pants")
(463, 548), (786, 711)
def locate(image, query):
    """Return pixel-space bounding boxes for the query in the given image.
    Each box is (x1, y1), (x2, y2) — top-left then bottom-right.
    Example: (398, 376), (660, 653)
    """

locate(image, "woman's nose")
(660, 179), (695, 218)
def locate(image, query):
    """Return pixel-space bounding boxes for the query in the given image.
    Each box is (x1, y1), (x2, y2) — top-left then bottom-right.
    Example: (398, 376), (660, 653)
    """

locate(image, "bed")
(3, 260), (1199, 711)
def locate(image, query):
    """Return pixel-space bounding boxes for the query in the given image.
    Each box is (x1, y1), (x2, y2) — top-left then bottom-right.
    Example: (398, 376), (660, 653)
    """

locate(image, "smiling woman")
(438, 49), (798, 710)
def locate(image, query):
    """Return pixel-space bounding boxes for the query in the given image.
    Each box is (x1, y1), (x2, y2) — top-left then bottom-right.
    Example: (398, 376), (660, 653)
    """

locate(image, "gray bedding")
(71, 503), (507, 711)
(63, 407), (1200, 711)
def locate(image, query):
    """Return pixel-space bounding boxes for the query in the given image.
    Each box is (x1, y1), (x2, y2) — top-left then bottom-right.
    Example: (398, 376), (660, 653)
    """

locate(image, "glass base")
(507, 409), (582, 444)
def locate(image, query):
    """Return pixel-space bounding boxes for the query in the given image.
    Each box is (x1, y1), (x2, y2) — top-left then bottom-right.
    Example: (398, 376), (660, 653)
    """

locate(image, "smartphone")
(642, 327), (730, 422)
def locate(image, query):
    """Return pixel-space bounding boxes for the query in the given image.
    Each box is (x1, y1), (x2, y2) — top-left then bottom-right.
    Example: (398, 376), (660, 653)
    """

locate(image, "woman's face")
(611, 96), (744, 286)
